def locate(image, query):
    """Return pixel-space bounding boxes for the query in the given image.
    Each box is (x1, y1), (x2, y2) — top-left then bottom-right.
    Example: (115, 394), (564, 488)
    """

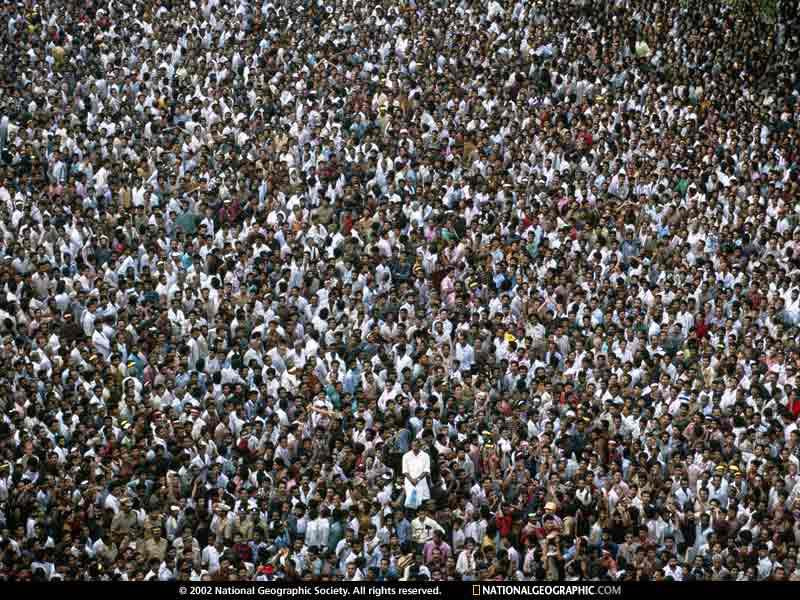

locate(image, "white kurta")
(92, 329), (112, 360)
(402, 449), (431, 505)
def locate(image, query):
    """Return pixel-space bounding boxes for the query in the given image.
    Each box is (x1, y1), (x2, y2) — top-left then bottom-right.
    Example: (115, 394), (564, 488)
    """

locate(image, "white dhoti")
(404, 476), (431, 506)
(402, 449), (432, 507)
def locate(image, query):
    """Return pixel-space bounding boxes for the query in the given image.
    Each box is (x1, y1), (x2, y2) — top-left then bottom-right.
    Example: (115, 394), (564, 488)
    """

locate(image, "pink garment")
(441, 275), (456, 306)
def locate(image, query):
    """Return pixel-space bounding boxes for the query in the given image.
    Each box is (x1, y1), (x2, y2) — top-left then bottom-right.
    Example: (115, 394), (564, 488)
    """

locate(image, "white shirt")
(201, 545), (221, 574)
(402, 449), (430, 481)
(305, 517), (330, 549)
(104, 493), (120, 515)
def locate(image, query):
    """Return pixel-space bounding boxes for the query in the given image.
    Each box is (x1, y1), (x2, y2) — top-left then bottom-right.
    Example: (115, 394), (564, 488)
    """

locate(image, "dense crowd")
(1, 0), (800, 584)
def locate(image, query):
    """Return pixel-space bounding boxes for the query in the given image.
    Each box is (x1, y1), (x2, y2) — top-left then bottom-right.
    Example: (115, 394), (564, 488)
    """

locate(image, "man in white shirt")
(104, 483), (121, 514)
(305, 508), (330, 549)
(92, 319), (112, 360)
(757, 545), (774, 580)
(201, 536), (223, 575)
(402, 439), (431, 508)
(664, 555), (684, 580)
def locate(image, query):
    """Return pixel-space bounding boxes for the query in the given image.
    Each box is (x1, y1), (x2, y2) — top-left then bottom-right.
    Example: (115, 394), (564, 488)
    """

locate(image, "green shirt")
(175, 211), (199, 235)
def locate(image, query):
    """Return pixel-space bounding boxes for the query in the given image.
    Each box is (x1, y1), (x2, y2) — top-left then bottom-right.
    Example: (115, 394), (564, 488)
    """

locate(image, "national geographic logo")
(472, 585), (623, 597)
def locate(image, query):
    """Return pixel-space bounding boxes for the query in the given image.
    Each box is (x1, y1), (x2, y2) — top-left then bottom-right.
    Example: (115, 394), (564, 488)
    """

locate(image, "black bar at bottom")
(0, 581), (796, 600)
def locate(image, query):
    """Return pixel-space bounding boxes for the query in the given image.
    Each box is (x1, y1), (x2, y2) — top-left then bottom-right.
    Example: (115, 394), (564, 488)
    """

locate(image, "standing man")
(402, 439), (431, 509)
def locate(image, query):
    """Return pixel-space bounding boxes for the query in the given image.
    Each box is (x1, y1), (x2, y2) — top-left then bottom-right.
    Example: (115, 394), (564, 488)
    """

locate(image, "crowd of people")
(1, 0), (800, 584)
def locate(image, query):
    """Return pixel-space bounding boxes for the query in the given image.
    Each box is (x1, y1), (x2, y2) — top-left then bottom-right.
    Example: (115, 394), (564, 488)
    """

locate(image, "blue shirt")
(396, 518), (412, 545)
(328, 521), (344, 554)
(343, 368), (361, 395)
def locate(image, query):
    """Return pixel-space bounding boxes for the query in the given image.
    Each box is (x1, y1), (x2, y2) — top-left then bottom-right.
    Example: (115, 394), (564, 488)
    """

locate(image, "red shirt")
(694, 320), (709, 338)
(788, 397), (800, 418)
(233, 542), (252, 562)
(496, 513), (512, 538)
(341, 214), (354, 235)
